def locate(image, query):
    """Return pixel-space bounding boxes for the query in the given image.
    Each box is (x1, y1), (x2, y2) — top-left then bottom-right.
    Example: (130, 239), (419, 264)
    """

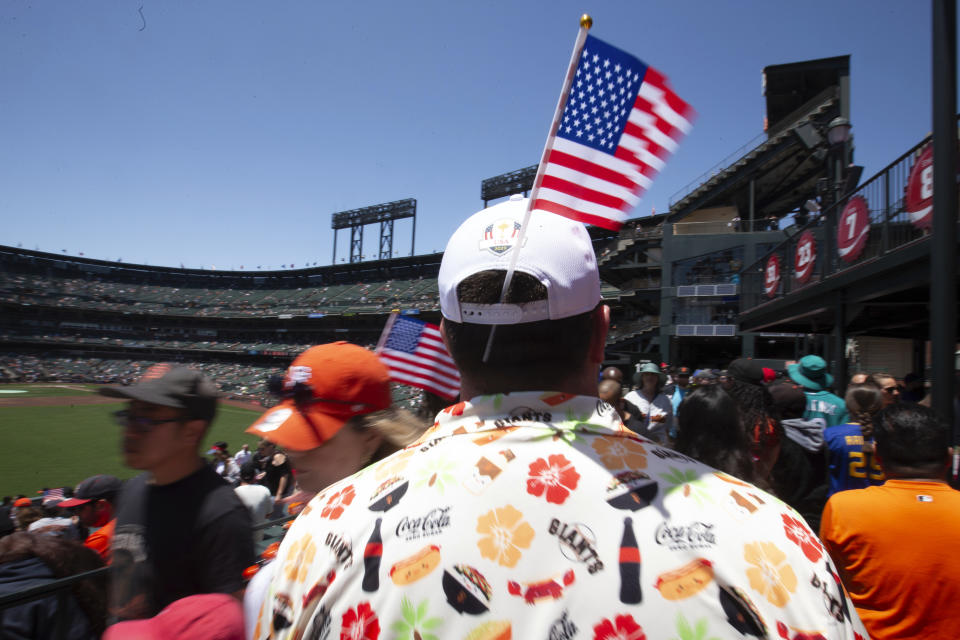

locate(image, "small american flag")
(376, 313), (460, 400)
(42, 488), (64, 504)
(533, 34), (695, 230)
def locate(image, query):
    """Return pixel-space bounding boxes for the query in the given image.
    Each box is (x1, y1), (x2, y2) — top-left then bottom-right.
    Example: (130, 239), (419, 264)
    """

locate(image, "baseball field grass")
(0, 384), (264, 496)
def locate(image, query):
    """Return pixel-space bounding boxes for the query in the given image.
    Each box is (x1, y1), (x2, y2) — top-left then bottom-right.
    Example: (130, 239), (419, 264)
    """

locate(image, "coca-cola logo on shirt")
(396, 506), (451, 541)
(654, 521), (717, 551)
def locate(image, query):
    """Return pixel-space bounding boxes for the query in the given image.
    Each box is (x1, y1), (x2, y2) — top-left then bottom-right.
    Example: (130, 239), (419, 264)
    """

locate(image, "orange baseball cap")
(246, 342), (392, 451)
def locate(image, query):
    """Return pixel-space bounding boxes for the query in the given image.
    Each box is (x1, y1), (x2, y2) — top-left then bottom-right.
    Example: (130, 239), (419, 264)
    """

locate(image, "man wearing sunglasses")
(99, 363), (254, 623)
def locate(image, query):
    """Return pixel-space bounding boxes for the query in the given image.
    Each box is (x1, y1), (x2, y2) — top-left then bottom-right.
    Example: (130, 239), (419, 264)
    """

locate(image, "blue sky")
(0, 1), (942, 270)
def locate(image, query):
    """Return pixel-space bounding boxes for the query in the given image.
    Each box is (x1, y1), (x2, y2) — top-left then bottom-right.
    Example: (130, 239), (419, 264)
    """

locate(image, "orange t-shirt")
(84, 518), (116, 563)
(820, 480), (960, 640)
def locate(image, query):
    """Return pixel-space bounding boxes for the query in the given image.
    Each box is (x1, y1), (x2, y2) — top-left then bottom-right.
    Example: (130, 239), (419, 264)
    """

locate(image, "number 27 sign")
(794, 230), (816, 283)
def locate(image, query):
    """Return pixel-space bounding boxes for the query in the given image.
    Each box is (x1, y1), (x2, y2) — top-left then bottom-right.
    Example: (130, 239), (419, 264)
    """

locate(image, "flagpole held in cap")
(482, 14), (593, 363)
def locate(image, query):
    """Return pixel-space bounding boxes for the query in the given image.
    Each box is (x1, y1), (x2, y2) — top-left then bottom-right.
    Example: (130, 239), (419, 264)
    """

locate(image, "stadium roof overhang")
(668, 91), (841, 224)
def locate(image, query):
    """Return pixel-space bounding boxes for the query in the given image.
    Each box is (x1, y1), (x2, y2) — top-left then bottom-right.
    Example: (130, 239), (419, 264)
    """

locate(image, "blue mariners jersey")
(824, 423), (885, 497)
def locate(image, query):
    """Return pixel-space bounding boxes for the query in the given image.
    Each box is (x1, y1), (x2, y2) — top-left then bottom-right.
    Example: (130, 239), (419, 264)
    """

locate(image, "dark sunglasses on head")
(113, 409), (181, 432)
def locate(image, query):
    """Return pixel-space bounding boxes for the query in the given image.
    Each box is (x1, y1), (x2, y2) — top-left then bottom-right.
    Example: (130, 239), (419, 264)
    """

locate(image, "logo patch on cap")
(917, 494), (934, 503)
(479, 219), (523, 256)
(142, 363), (172, 381)
(255, 408), (293, 433)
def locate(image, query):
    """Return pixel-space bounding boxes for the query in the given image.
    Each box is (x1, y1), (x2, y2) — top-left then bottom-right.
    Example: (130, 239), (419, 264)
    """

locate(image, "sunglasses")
(113, 410), (182, 432)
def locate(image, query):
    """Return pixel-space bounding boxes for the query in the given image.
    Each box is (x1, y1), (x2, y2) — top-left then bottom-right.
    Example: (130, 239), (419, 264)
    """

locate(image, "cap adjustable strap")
(458, 299), (550, 325)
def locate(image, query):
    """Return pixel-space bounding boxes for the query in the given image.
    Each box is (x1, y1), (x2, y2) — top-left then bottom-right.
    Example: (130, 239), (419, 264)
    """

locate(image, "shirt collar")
(417, 391), (631, 444)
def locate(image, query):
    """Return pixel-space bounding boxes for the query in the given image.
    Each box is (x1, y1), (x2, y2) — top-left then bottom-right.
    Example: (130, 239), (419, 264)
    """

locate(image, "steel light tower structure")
(331, 199), (417, 264)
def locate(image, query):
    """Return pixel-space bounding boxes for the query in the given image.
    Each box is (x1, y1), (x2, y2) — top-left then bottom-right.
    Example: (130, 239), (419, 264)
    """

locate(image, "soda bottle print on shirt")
(362, 518), (383, 592)
(619, 517), (642, 604)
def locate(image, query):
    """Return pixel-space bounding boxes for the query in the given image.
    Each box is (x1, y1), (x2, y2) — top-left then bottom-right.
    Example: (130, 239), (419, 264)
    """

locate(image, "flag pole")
(482, 14), (593, 363)
(375, 311), (399, 354)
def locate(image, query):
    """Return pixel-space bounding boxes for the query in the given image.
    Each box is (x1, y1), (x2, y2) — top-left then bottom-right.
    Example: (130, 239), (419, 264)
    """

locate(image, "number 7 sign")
(837, 196), (870, 263)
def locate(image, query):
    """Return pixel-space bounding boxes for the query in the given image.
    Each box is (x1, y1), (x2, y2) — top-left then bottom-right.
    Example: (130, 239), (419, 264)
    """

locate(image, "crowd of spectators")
(0, 271), (441, 317)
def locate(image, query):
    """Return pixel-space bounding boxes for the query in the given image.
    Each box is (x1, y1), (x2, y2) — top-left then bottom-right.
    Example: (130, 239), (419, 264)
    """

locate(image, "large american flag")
(376, 314), (460, 400)
(532, 34), (695, 231)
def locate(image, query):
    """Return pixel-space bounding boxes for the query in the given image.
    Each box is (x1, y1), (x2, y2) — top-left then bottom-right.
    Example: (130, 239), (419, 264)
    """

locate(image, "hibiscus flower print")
(476, 505), (535, 568)
(282, 535), (316, 583)
(776, 621), (827, 640)
(321, 485), (356, 520)
(527, 454), (581, 504)
(592, 437), (648, 470)
(781, 513), (823, 563)
(593, 613), (646, 640)
(341, 601), (380, 640)
(744, 541), (798, 607)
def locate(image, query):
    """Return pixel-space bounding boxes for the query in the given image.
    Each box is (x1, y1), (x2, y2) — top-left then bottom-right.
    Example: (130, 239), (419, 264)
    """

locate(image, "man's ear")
(182, 419), (208, 450)
(588, 305), (611, 364)
(440, 319), (451, 352)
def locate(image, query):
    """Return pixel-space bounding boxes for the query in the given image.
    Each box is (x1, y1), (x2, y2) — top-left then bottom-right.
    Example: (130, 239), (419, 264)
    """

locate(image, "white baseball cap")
(439, 195), (601, 325)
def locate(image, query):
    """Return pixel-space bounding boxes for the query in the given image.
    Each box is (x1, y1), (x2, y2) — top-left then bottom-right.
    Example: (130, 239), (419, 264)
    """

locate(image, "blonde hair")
(349, 406), (430, 463)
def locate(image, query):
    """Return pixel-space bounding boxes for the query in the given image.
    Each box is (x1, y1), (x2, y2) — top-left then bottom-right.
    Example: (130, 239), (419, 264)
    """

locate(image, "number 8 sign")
(837, 196), (870, 263)
(794, 230), (816, 283)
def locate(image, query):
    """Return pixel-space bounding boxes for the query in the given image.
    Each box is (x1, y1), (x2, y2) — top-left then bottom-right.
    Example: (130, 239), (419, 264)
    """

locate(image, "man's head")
(847, 371), (877, 392)
(673, 366), (692, 388)
(874, 403), (952, 479)
(768, 383), (807, 421)
(601, 366), (624, 383)
(206, 441), (230, 461)
(59, 475), (121, 527)
(246, 342), (393, 492)
(728, 358), (764, 387)
(438, 197), (607, 397)
(636, 362), (666, 392)
(694, 370), (717, 386)
(239, 462), (258, 484)
(100, 364), (220, 474)
(787, 355), (834, 392)
(871, 373), (901, 406)
(598, 379), (624, 418)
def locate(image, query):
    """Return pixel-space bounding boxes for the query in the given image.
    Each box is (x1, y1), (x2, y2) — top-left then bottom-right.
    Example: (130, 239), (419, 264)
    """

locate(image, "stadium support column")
(332, 230), (338, 265)
(931, 0), (957, 430)
(833, 290), (847, 391)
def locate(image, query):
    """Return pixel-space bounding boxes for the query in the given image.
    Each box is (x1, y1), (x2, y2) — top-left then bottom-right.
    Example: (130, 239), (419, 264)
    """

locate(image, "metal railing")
(0, 513), (297, 639)
(669, 131), (768, 207)
(673, 218), (780, 235)
(740, 127), (952, 313)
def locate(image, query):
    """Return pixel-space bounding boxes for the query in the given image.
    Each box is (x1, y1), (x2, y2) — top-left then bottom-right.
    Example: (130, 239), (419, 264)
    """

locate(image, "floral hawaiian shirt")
(254, 392), (868, 640)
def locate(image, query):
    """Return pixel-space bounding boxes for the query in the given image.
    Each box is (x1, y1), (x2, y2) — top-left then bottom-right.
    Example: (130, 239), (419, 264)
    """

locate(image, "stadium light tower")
(480, 165), (537, 207)
(331, 199), (417, 264)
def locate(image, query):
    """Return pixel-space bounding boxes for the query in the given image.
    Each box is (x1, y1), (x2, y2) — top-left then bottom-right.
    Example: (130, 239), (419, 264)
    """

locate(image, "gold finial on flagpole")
(580, 14), (593, 29)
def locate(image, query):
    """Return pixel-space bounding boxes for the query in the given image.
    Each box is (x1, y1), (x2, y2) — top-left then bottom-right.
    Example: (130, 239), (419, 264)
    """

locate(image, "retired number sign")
(764, 254), (780, 298)
(906, 143), (960, 230)
(906, 145), (934, 229)
(794, 230), (816, 284)
(837, 196), (870, 263)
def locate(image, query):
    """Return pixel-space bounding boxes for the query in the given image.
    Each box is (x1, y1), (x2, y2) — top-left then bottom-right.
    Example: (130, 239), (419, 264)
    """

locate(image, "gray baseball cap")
(100, 363), (220, 419)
